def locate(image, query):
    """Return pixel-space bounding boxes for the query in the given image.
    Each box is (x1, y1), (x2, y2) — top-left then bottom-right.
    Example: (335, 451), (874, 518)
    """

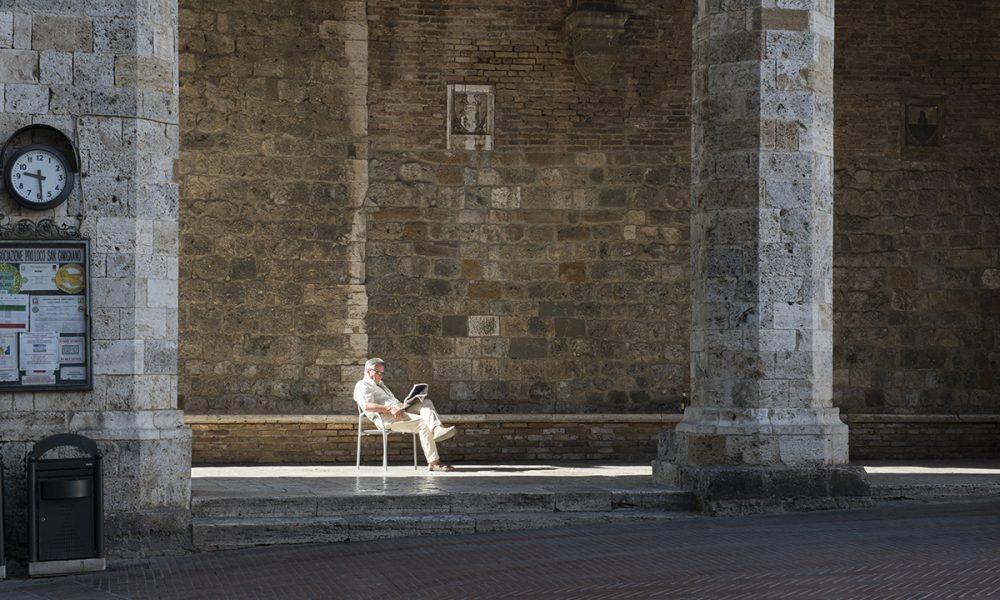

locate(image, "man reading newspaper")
(353, 357), (457, 471)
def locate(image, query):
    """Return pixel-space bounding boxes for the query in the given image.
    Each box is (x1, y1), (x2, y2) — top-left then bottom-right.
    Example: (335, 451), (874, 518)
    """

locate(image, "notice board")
(0, 240), (90, 391)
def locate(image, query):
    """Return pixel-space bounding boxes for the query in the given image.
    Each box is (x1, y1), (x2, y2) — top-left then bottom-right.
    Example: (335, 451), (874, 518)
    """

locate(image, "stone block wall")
(363, 0), (691, 414)
(833, 0), (1000, 417)
(178, 1), (369, 413)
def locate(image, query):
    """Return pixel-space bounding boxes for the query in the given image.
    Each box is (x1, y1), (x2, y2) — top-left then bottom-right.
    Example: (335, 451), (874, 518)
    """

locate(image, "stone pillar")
(0, 0), (190, 560)
(653, 0), (869, 513)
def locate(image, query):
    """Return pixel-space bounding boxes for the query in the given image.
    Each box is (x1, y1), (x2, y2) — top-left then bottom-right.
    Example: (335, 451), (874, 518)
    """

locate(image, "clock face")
(4, 144), (74, 210)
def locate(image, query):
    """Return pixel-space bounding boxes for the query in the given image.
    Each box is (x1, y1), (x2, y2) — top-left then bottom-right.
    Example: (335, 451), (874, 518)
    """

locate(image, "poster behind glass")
(0, 240), (91, 391)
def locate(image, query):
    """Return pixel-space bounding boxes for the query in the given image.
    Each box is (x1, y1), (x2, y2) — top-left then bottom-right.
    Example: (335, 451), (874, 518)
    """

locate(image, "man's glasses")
(371, 369), (385, 376)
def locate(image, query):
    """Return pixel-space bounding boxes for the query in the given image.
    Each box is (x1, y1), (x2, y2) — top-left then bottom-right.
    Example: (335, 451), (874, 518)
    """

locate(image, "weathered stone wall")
(175, 0), (1000, 460)
(833, 0), (1000, 416)
(364, 0), (691, 414)
(178, 1), (369, 413)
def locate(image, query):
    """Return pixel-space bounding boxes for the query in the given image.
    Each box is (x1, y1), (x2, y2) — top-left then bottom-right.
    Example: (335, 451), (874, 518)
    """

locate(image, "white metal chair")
(356, 405), (418, 470)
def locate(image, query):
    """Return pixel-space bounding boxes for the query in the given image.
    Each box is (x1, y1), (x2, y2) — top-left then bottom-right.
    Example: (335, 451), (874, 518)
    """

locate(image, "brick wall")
(187, 414), (680, 465)
(364, 0), (692, 413)
(846, 415), (1000, 460)
(187, 413), (1000, 464)
(177, 1), (369, 413)
(833, 0), (1000, 416)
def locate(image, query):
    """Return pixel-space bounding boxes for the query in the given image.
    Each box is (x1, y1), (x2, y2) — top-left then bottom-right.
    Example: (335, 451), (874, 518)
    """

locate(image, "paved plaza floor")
(2, 462), (999, 599)
(188, 460), (1000, 501)
(190, 462), (671, 499)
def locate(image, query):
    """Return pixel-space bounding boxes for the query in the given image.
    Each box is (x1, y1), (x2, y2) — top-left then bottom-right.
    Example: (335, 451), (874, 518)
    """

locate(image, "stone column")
(653, 0), (869, 513)
(0, 0), (190, 560)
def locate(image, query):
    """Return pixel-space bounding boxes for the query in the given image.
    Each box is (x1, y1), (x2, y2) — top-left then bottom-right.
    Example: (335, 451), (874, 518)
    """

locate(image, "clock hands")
(4, 144), (75, 209)
(23, 169), (46, 199)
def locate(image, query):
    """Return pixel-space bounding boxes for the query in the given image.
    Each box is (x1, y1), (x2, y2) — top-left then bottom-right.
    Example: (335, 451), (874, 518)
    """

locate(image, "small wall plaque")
(905, 100), (943, 147)
(447, 84), (494, 150)
(565, 10), (629, 86)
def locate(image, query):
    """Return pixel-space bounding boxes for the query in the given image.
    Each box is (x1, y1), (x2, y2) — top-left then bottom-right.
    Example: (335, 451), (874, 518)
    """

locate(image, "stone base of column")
(663, 407), (853, 465)
(653, 422), (872, 515)
(653, 460), (871, 515)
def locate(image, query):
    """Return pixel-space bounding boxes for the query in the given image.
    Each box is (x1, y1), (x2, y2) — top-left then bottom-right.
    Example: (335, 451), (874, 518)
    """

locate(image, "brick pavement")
(2, 497), (999, 599)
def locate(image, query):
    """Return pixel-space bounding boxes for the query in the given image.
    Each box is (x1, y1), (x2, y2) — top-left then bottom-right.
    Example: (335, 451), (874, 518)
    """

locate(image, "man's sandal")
(428, 463), (454, 471)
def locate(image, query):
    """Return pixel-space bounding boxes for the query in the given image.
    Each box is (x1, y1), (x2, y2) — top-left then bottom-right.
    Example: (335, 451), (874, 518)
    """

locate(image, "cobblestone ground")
(3, 498), (999, 599)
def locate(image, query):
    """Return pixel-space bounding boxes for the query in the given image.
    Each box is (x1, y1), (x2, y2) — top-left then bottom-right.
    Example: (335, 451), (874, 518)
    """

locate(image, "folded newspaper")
(400, 383), (428, 409)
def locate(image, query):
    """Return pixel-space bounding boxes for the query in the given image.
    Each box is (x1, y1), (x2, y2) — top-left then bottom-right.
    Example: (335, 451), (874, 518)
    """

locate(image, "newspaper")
(400, 383), (428, 409)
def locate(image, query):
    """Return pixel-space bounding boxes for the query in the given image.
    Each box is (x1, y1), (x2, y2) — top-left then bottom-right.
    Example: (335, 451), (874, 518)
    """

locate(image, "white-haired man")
(354, 357), (456, 471)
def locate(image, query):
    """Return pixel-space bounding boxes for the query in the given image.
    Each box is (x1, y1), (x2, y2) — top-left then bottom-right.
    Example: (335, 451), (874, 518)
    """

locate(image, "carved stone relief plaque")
(447, 84), (494, 150)
(905, 99), (944, 147)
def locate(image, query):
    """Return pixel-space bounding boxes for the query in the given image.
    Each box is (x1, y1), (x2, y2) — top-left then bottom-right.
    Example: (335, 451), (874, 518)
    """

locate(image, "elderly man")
(353, 357), (456, 471)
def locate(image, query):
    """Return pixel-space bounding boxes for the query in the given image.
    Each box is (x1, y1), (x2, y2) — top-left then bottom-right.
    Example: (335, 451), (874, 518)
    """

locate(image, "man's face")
(370, 365), (385, 382)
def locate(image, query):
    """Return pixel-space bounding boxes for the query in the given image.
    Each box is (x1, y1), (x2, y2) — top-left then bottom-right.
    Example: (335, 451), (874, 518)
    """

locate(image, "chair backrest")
(356, 401), (387, 431)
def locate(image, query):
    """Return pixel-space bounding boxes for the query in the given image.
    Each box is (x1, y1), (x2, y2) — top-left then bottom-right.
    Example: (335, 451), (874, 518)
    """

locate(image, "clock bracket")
(1, 124), (80, 175)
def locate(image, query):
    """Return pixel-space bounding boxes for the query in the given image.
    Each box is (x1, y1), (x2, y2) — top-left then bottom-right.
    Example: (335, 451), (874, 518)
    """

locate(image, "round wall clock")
(3, 143), (75, 210)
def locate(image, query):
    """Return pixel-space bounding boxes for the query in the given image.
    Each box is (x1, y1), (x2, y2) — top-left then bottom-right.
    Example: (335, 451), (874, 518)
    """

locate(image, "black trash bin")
(27, 433), (105, 577)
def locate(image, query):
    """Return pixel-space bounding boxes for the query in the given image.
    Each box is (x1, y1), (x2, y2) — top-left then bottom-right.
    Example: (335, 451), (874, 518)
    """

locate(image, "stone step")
(191, 489), (695, 519)
(190, 488), (696, 551)
(871, 483), (1000, 501)
(192, 510), (699, 551)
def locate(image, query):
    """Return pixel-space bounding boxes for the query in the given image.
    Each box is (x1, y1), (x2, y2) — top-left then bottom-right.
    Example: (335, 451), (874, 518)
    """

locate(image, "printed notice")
(0, 294), (29, 332)
(22, 370), (56, 385)
(0, 333), (16, 370)
(19, 332), (59, 371)
(0, 370), (18, 382)
(19, 263), (58, 291)
(59, 336), (85, 364)
(59, 366), (88, 381)
(30, 296), (86, 334)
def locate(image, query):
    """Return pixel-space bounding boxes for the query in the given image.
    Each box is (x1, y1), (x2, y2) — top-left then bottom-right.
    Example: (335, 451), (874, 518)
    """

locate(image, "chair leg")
(382, 431), (388, 471)
(356, 419), (363, 469)
(413, 434), (418, 469)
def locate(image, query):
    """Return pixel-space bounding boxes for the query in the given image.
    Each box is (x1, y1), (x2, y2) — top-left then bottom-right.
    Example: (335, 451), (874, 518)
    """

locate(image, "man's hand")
(388, 406), (404, 419)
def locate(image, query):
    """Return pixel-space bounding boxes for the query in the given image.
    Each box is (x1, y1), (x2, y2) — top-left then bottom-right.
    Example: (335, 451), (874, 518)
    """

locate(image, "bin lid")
(28, 433), (102, 462)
